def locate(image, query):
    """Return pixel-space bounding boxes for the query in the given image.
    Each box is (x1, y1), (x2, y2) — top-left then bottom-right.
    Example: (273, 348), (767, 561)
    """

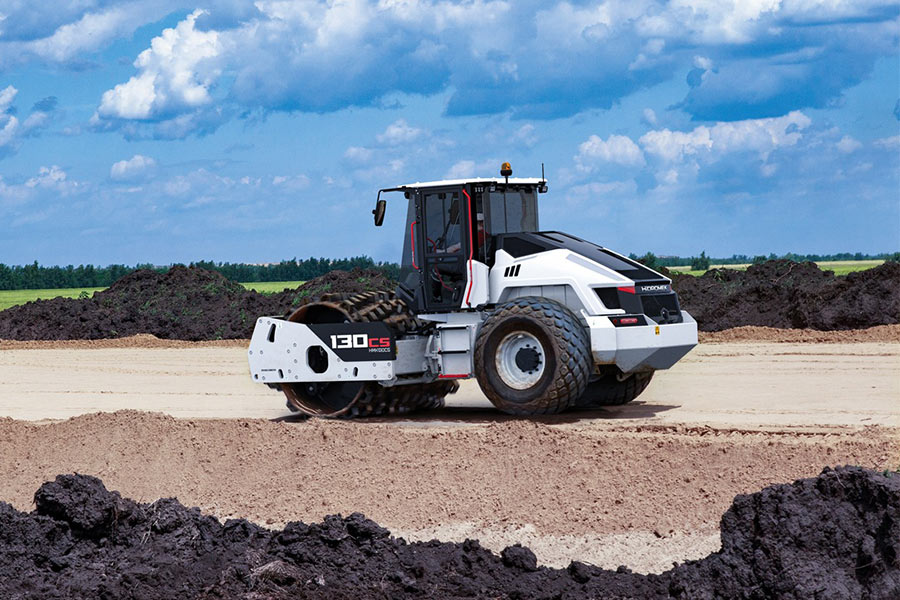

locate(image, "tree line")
(629, 251), (900, 271)
(0, 251), (896, 290)
(0, 257), (399, 291)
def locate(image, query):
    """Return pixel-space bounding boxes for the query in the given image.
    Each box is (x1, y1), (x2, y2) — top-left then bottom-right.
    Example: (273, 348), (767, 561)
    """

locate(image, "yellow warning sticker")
(655, 325), (660, 335)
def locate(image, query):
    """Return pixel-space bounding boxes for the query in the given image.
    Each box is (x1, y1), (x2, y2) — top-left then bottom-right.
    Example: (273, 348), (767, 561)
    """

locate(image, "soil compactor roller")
(248, 164), (697, 417)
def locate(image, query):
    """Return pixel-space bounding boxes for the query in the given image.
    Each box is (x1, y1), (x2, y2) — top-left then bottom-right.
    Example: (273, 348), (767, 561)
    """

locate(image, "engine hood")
(495, 232), (669, 285)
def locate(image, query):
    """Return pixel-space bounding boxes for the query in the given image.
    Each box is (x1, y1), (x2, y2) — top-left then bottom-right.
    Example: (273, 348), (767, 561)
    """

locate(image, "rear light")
(610, 316), (642, 326)
(617, 286), (635, 294)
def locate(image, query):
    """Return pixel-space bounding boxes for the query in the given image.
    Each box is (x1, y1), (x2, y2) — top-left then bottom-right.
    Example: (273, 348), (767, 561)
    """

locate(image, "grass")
(0, 287), (106, 311)
(669, 260), (885, 277)
(0, 281), (306, 311)
(815, 260), (884, 276)
(239, 281), (304, 294)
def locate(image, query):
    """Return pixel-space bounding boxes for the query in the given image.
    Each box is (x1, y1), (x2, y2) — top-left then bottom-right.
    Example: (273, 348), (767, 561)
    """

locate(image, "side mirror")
(373, 199), (386, 226)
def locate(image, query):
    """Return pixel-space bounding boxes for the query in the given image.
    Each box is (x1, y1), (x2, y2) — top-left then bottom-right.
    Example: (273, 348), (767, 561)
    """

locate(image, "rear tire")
(574, 370), (654, 408)
(474, 297), (591, 415)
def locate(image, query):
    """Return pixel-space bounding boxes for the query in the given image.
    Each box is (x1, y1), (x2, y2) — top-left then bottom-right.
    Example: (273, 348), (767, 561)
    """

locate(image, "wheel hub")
(515, 347), (542, 372)
(496, 331), (545, 390)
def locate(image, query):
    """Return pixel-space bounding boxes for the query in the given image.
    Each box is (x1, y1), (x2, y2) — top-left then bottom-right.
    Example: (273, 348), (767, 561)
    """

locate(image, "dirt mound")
(699, 324), (900, 343)
(0, 333), (248, 350)
(275, 267), (396, 300)
(0, 267), (393, 341)
(0, 467), (896, 599)
(669, 465), (900, 598)
(674, 260), (900, 331)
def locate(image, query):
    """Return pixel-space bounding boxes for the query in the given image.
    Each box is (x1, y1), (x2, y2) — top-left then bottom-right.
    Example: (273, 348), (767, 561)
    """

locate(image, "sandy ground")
(1, 334), (897, 428)
(0, 329), (897, 573)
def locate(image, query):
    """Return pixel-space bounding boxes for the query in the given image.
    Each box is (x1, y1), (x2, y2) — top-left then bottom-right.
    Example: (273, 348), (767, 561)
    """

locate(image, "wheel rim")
(495, 331), (545, 390)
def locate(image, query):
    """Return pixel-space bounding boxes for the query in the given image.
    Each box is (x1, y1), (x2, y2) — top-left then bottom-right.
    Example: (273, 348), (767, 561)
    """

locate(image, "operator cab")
(375, 164), (547, 313)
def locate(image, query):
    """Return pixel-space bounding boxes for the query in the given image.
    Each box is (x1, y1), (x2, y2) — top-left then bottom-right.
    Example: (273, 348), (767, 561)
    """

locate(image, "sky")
(0, 0), (898, 266)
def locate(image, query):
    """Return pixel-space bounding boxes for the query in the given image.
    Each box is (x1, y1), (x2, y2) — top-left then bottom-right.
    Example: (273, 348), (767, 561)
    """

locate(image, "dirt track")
(2, 331), (897, 427)
(0, 330), (897, 573)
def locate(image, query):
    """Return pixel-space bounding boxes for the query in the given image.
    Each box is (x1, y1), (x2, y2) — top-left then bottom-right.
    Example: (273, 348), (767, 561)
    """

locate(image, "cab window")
(424, 191), (462, 254)
(486, 187), (538, 234)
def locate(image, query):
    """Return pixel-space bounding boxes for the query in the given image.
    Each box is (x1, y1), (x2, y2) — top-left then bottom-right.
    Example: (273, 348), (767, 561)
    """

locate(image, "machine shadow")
(271, 400), (679, 425)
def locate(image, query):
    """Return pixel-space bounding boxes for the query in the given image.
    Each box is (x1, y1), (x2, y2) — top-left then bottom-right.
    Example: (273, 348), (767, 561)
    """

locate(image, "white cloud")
(445, 160), (476, 179)
(97, 10), (221, 121)
(344, 146), (373, 163)
(272, 174), (311, 189)
(835, 135), (862, 153)
(0, 2), (183, 66)
(576, 134), (646, 169)
(658, 168), (679, 185)
(694, 55), (714, 70)
(629, 37), (666, 70)
(71, 0), (895, 136)
(535, 2), (614, 48)
(25, 165), (79, 194)
(564, 179), (639, 208)
(639, 111), (812, 162)
(29, 8), (140, 62)
(512, 124), (538, 148)
(0, 85), (56, 155)
(110, 154), (157, 180)
(21, 111), (49, 132)
(638, 0), (782, 44)
(0, 85), (18, 152)
(0, 165), (84, 218)
(874, 135), (900, 149)
(0, 114), (18, 149)
(640, 127), (713, 162)
(164, 175), (191, 196)
(0, 85), (16, 112)
(376, 119), (424, 145)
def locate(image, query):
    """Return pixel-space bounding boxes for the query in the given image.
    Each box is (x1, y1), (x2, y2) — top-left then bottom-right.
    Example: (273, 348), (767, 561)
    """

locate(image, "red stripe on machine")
(463, 188), (474, 307)
(410, 220), (419, 270)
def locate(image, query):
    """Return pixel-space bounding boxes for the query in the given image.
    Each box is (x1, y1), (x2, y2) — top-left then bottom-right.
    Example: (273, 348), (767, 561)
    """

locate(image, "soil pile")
(0, 467), (896, 599)
(699, 324), (900, 343)
(668, 465), (900, 598)
(0, 267), (392, 341)
(271, 267), (396, 300)
(673, 260), (900, 331)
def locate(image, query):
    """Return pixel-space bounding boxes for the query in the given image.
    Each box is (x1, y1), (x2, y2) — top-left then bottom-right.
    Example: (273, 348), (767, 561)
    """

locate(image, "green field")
(0, 281), (305, 311)
(669, 259), (884, 277)
(814, 260), (884, 276)
(240, 281), (304, 294)
(0, 287), (106, 311)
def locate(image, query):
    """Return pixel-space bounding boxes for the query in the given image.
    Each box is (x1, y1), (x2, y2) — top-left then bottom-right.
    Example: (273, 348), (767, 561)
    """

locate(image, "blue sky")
(0, 0), (897, 266)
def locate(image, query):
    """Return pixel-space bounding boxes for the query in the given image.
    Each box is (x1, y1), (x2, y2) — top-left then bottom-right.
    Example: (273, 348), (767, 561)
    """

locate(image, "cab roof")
(394, 177), (545, 190)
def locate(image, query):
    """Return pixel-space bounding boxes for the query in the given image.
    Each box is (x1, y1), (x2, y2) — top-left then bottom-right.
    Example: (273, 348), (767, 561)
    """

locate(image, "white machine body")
(248, 175), (697, 392)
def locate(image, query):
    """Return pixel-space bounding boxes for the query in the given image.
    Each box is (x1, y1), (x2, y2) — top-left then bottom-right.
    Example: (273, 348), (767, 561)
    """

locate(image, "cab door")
(420, 186), (469, 311)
